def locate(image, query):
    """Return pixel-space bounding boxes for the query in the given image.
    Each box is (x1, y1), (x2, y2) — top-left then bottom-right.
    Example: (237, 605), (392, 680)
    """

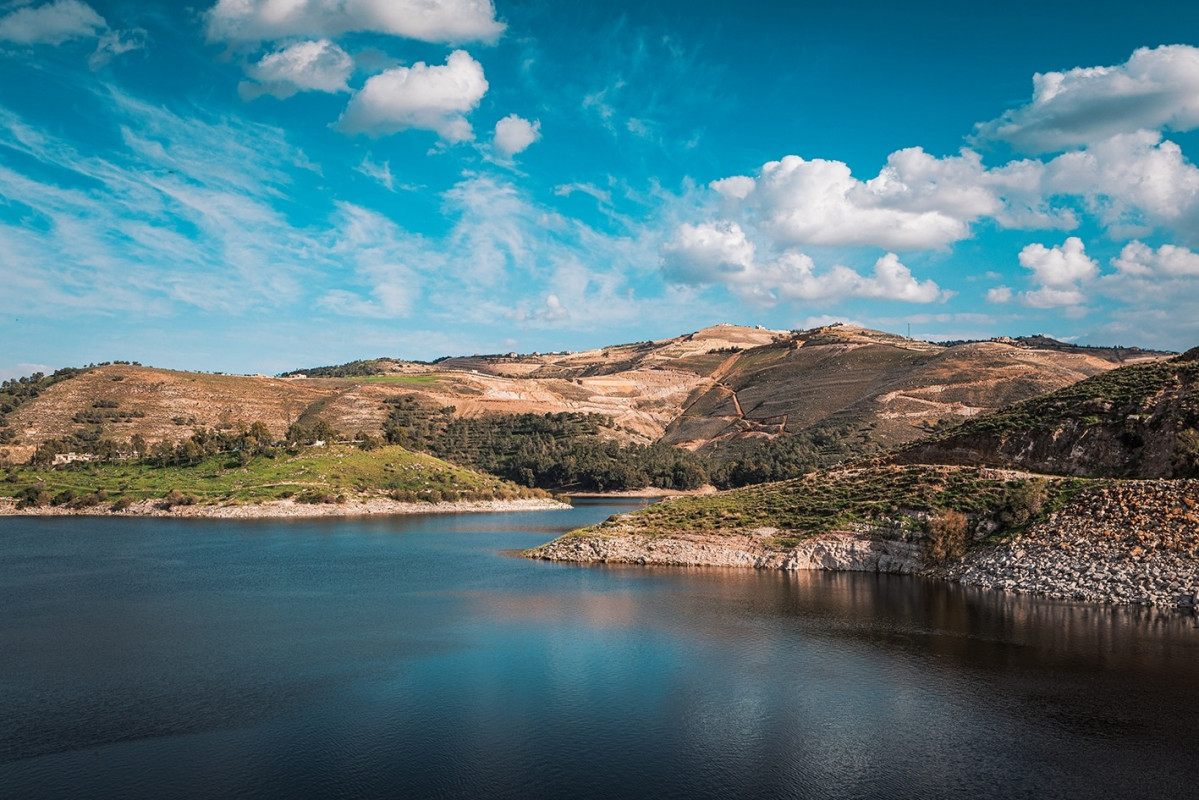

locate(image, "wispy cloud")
(0, 0), (102, 45)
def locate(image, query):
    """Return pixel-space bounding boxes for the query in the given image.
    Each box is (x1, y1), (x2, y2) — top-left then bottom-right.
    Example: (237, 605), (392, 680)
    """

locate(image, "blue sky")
(4, 0), (1199, 378)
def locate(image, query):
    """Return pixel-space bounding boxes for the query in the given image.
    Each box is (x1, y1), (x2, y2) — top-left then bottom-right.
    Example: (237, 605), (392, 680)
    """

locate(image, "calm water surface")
(2, 499), (1198, 799)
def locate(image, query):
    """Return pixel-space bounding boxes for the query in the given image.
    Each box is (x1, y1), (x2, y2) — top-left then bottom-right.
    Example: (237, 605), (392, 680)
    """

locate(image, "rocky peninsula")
(528, 475), (1199, 610)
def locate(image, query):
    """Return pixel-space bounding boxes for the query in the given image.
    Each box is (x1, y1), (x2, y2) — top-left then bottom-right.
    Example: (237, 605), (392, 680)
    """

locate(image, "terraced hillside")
(1, 325), (1169, 476)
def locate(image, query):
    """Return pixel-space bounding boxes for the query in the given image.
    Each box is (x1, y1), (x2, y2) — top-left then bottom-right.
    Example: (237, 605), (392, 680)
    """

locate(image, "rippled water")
(2, 500), (1198, 799)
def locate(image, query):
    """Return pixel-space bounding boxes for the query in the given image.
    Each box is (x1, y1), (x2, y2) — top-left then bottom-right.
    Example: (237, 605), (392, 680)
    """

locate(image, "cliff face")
(894, 359), (1199, 478)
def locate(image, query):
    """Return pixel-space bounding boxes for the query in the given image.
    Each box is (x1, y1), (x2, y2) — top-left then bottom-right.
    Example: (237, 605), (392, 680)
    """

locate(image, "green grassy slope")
(2, 444), (549, 508)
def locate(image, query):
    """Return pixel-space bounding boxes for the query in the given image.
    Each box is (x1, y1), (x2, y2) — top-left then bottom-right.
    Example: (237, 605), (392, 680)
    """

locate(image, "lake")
(2, 499), (1198, 799)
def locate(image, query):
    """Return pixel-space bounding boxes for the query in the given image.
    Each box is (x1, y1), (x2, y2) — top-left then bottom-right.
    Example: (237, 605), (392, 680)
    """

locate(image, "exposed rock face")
(530, 531), (925, 574)
(939, 481), (1199, 608)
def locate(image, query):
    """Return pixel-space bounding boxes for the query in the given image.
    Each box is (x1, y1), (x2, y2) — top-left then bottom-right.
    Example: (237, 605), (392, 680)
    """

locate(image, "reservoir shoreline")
(0, 496), (569, 519)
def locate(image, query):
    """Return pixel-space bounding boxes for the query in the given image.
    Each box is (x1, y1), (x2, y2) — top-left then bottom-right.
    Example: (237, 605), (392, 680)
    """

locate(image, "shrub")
(68, 492), (104, 509)
(15, 485), (51, 509)
(1172, 429), (1199, 478)
(111, 496), (133, 511)
(297, 490), (341, 504)
(999, 479), (1048, 529)
(161, 488), (198, 509)
(924, 509), (969, 565)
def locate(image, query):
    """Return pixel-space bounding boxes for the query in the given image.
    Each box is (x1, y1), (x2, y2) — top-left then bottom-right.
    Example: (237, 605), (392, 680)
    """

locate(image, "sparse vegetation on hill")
(0, 368), (88, 444)
(279, 358), (401, 378)
(3, 325), (1173, 494)
(928, 334), (1171, 362)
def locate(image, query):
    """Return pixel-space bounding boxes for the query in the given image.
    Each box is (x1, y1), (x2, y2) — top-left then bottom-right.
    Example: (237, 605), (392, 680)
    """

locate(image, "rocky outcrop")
(529, 530), (925, 574)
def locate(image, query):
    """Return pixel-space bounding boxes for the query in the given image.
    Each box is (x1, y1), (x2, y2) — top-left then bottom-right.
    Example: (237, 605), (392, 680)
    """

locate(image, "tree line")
(381, 396), (709, 491)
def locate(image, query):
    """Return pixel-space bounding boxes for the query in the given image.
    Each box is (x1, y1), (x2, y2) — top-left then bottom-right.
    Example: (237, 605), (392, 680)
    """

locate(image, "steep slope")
(661, 327), (1139, 459)
(893, 354), (1199, 477)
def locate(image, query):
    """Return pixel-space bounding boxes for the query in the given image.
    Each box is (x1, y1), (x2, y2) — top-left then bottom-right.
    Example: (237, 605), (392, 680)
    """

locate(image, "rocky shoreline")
(528, 481), (1199, 610)
(941, 481), (1199, 608)
(528, 529), (925, 573)
(0, 496), (569, 519)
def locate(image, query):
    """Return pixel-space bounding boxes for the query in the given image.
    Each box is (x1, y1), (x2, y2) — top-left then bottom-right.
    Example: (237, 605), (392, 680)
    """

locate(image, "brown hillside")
(7, 366), (347, 447)
(4, 325), (1172, 465)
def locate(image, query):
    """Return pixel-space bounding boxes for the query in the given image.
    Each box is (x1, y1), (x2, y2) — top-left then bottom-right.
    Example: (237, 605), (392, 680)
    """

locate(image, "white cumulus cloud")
(986, 286), (1013, 304)
(1043, 130), (1199, 241)
(241, 39), (353, 100)
(336, 49), (487, 141)
(493, 114), (540, 158)
(708, 148), (1066, 254)
(1098, 241), (1199, 343)
(660, 221), (756, 284)
(976, 45), (1199, 153)
(1016, 237), (1097, 308)
(748, 154), (972, 250)
(0, 0), (103, 45)
(205, 0), (505, 45)
(1112, 241), (1199, 277)
(660, 221), (946, 305)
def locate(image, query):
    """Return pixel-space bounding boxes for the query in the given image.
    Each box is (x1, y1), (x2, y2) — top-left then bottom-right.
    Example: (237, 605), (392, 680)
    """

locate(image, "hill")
(0, 325), (1171, 488)
(892, 354), (1199, 478)
(526, 464), (1199, 609)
